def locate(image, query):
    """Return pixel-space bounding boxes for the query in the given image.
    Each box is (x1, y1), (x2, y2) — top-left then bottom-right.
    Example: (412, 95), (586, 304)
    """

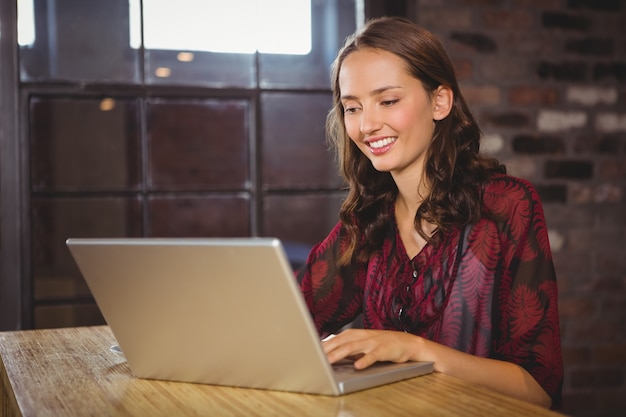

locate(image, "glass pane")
(259, 0), (358, 89)
(263, 193), (344, 245)
(147, 99), (251, 191)
(148, 195), (251, 237)
(33, 304), (105, 329)
(145, 50), (256, 88)
(18, 0), (356, 87)
(142, 0), (256, 87)
(261, 92), (343, 190)
(30, 97), (142, 192)
(142, 0), (311, 54)
(19, 0), (140, 83)
(142, 0), (314, 87)
(31, 197), (143, 301)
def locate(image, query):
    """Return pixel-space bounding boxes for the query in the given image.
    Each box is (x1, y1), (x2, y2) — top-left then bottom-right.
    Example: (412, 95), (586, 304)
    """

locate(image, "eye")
(343, 105), (360, 115)
(381, 99), (399, 107)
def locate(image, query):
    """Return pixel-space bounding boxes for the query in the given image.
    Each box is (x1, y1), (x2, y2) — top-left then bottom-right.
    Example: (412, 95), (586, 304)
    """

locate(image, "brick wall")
(411, 1), (626, 416)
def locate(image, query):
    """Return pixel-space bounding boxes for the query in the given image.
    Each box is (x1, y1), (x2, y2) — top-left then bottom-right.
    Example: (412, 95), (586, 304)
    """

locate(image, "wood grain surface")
(0, 326), (566, 417)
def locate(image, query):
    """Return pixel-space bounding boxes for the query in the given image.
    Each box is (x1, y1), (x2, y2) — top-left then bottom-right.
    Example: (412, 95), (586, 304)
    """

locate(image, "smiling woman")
(297, 16), (564, 410)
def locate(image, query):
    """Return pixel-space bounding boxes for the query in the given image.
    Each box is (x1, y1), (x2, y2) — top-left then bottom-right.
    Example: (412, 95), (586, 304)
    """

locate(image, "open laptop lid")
(66, 237), (342, 395)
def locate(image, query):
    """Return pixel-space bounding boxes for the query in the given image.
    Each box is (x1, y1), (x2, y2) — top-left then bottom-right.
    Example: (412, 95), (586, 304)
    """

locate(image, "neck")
(392, 169), (429, 217)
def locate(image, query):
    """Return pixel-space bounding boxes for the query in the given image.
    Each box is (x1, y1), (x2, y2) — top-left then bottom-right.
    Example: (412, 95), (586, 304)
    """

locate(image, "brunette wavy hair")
(327, 16), (506, 265)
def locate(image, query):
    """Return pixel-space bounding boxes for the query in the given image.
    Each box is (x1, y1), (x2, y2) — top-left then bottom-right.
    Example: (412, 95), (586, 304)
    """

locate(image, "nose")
(360, 106), (383, 134)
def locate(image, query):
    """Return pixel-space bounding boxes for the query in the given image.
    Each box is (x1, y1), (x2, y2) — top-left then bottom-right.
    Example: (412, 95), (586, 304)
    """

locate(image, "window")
(20, 0), (312, 55)
(18, 0), (355, 88)
(18, 0), (357, 329)
(138, 0), (312, 55)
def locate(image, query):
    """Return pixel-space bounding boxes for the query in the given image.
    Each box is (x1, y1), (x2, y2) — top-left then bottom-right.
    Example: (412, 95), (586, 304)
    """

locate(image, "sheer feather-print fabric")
(297, 175), (563, 406)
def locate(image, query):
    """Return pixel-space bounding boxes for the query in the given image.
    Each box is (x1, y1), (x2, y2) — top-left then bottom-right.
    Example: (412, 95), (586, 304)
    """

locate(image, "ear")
(432, 86), (453, 121)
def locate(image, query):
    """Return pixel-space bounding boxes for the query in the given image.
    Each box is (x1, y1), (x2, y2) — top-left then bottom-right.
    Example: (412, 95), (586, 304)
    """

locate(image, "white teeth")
(368, 137), (396, 149)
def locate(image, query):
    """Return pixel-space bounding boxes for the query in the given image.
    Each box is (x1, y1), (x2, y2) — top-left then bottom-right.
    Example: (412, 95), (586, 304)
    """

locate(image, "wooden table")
(0, 326), (565, 417)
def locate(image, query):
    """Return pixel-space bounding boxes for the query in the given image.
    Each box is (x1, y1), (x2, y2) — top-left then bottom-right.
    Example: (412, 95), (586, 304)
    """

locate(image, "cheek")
(390, 107), (420, 131)
(394, 107), (435, 139)
(344, 117), (361, 142)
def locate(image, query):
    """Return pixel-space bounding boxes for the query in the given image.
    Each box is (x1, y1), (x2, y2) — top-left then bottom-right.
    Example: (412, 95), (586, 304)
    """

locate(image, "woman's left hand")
(323, 328), (553, 408)
(321, 328), (424, 369)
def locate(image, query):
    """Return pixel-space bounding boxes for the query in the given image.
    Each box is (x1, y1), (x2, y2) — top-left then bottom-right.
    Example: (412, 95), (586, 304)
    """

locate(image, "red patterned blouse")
(297, 174), (563, 407)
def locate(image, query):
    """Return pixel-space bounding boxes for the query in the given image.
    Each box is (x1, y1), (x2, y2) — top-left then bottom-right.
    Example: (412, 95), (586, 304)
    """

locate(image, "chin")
(370, 163), (394, 173)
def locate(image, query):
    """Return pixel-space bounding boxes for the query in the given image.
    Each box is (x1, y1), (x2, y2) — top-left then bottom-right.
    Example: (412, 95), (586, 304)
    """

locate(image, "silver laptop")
(66, 237), (433, 395)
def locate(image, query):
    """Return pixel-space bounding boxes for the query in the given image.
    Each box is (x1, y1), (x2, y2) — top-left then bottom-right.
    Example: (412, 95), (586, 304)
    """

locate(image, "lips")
(365, 136), (397, 154)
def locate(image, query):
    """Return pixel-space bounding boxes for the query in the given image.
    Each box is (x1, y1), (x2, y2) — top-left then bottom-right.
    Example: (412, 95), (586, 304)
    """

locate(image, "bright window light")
(19, 0), (312, 55)
(138, 0), (312, 55)
(257, 0), (312, 54)
(17, 0), (35, 46)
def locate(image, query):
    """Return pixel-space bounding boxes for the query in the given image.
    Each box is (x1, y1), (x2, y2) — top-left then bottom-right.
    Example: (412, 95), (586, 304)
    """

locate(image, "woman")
(297, 17), (563, 409)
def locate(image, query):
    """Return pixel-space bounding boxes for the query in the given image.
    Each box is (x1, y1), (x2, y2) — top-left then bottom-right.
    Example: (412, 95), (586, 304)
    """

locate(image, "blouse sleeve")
(486, 177), (564, 408)
(296, 222), (364, 337)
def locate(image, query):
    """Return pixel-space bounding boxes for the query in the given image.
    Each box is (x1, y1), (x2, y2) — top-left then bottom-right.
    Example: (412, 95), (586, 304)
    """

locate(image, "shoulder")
(483, 173), (539, 196)
(482, 174), (542, 217)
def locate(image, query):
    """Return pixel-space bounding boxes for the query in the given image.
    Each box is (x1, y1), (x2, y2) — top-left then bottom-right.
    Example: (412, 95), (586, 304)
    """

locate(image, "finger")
(353, 353), (377, 370)
(325, 336), (373, 364)
(323, 338), (359, 362)
(321, 329), (361, 353)
(325, 342), (359, 363)
(346, 352), (365, 362)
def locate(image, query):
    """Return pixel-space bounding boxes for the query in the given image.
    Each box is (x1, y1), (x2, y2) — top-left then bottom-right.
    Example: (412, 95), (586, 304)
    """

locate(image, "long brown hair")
(327, 17), (506, 265)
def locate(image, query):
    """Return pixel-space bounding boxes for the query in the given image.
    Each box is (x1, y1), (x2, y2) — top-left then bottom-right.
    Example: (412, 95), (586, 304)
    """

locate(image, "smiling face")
(339, 48), (446, 181)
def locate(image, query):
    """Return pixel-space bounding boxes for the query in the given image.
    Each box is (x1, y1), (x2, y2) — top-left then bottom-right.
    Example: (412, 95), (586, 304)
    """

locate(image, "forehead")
(338, 48), (412, 94)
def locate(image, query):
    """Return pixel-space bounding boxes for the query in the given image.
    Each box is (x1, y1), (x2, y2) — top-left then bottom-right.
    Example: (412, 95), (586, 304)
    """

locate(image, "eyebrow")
(340, 85), (402, 101)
